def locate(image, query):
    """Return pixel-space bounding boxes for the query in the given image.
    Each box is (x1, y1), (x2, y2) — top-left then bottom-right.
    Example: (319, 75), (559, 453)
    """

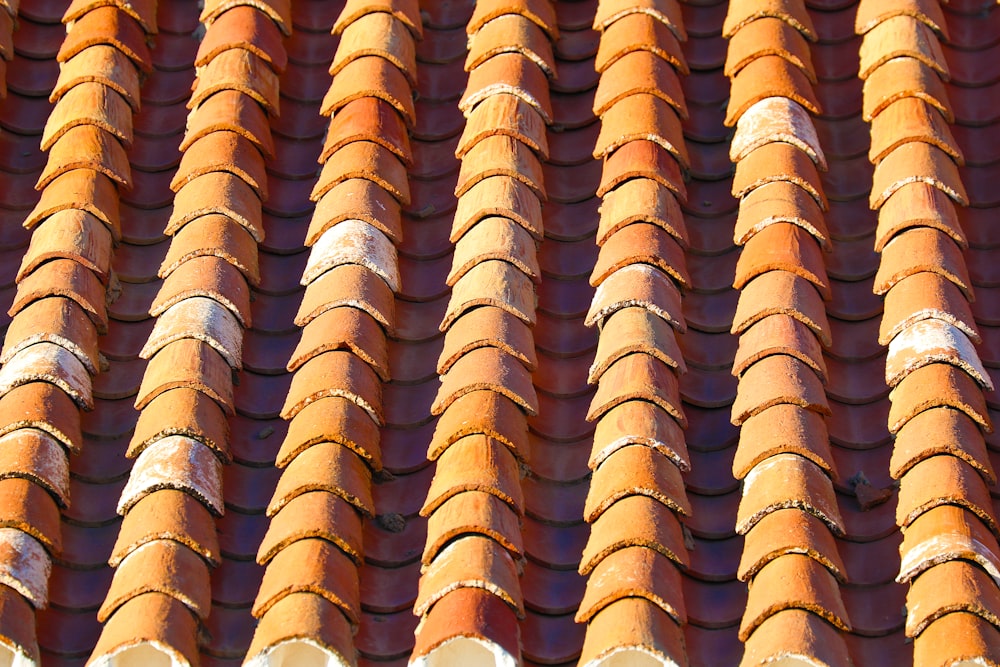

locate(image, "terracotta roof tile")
(741, 609), (852, 667)
(308, 179), (403, 246)
(589, 399), (688, 472)
(724, 17), (814, 82)
(0, 383), (82, 455)
(861, 56), (952, 123)
(858, 17), (948, 80)
(592, 0), (684, 37)
(0, 478), (60, 554)
(332, 12), (417, 86)
(422, 490), (523, 565)
(200, 0), (292, 36)
(422, 434), (522, 516)
(871, 142), (968, 209)
(896, 454), (998, 536)
(589, 307), (684, 382)
(448, 216), (539, 286)
(415, 535), (524, 617)
(597, 138), (686, 199)
(41, 82), (133, 151)
(129, 387), (230, 463)
(0, 342), (92, 410)
(891, 407), (994, 482)
(725, 56), (821, 127)
(321, 55), (416, 124)
(467, 0), (558, 39)
(160, 214), (260, 285)
(886, 319), (991, 388)
(24, 169), (121, 241)
(880, 271), (979, 345)
(898, 505), (1000, 584)
(170, 130), (267, 198)
(592, 50), (687, 118)
(427, 390), (528, 463)
(194, 6), (286, 73)
(0, 528), (51, 610)
(323, 97), (412, 165)
(433, 346), (539, 416)
(722, 0), (816, 41)
(875, 181), (965, 252)
(855, 0), (948, 37)
(89, 593), (200, 667)
(467, 14), (555, 77)
(739, 554), (851, 641)
(591, 222), (687, 288)
(37, 127), (131, 191)
(0, 429), (70, 507)
(257, 491), (363, 565)
(295, 264), (395, 330)
(189, 48), (279, 114)
(452, 175), (544, 241)
(1, 298), (99, 375)
(905, 560), (1000, 637)
(244, 592), (354, 665)
(594, 94), (687, 169)
(584, 443), (690, 520)
(281, 349), (382, 423)
(731, 97), (825, 170)
(166, 171), (263, 241)
(734, 225), (830, 300)
(98, 540), (210, 622)
(151, 255), (252, 327)
(313, 140), (411, 204)
(409, 588), (520, 666)
(586, 352), (685, 425)
(594, 12), (687, 75)
(289, 307), (388, 379)
(267, 441), (373, 517)
(278, 397), (382, 470)
(332, 0), (423, 39)
(869, 97), (962, 166)
(439, 306), (536, 374)
(442, 260), (536, 329)
(460, 52), (552, 123)
(140, 296), (244, 370)
(302, 220), (399, 292)
(577, 597), (684, 666)
(913, 611), (1000, 667)
(738, 508), (845, 582)
(888, 364), (991, 433)
(875, 227), (972, 299)
(732, 142), (827, 209)
(576, 545), (684, 623)
(57, 6), (152, 71)
(580, 495), (688, 574)
(736, 453), (843, 536)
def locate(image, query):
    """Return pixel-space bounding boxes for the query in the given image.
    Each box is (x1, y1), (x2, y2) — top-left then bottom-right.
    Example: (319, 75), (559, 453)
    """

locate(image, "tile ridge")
(858, 2), (1000, 661)
(723, 0), (854, 659)
(89, 2), (287, 665)
(0, 1), (148, 662)
(576, 1), (692, 665)
(412, 1), (557, 664)
(246, 1), (417, 665)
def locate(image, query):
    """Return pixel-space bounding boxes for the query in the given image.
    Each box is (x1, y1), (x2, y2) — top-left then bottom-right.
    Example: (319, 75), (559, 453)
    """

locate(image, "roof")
(0, 0), (997, 665)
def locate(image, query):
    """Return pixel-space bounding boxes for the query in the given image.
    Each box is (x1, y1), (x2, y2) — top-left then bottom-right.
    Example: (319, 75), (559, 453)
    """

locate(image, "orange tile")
(452, 175), (544, 242)
(593, 50), (687, 119)
(117, 435), (224, 515)
(880, 272), (978, 346)
(433, 346), (538, 416)
(0, 382), (82, 454)
(422, 491), (523, 565)
(90, 593), (200, 666)
(312, 140), (410, 204)
(855, 0), (948, 38)
(252, 538), (359, 625)
(0, 478), (61, 554)
(585, 444), (690, 521)
(167, 171), (264, 242)
(63, 0), (158, 35)
(331, 12), (417, 86)
(736, 453), (843, 536)
(2, 297), (99, 374)
(257, 491), (363, 565)
(466, 14), (555, 78)
(134, 339), (235, 414)
(98, 540), (211, 622)
(594, 94), (688, 168)
(578, 598), (684, 666)
(732, 141), (827, 209)
(41, 81), (133, 151)
(459, 53), (552, 124)
(332, 0), (422, 39)
(427, 391), (529, 463)
(195, 6), (287, 73)
(0, 342), (92, 410)
(295, 263), (395, 330)
(858, 16), (948, 80)
(590, 222), (688, 289)
(725, 56), (821, 127)
(268, 440), (373, 519)
(875, 181), (964, 253)
(0, 429), (70, 507)
(415, 535), (524, 617)
(896, 454), (997, 536)
(160, 213), (260, 286)
(913, 611), (1000, 667)
(576, 546), (684, 624)
(905, 560), (1000, 637)
(736, 181), (829, 250)
(110, 489), (220, 566)
(455, 134), (545, 199)
(410, 588), (520, 665)
(141, 296), (244, 370)
(594, 13), (687, 75)
(725, 17), (814, 83)
(731, 96), (825, 169)
(587, 353), (685, 425)
(891, 407), (993, 483)
(278, 397), (381, 470)
(201, 0), (292, 35)
(870, 142), (968, 209)
(171, 130), (268, 199)
(458, 93), (548, 159)
(738, 509), (845, 583)
(467, 0), (559, 39)
(442, 260), (536, 330)
(734, 225), (830, 299)
(182, 89), (274, 158)
(586, 263), (684, 330)
(597, 177), (687, 248)
(869, 97), (962, 166)
(322, 97), (412, 166)
(888, 364), (991, 434)
(51, 45), (141, 112)
(0, 527), (52, 609)
(129, 387), (231, 463)
(151, 255), (252, 327)
(309, 178), (403, 246)
(245, 592), (354, 665)
(741, 609), (852, 667)
(24, 169), (121, 241)
(732, 272), (830, 345)
(733, 314), (826, 380)
(57, 6), (153, 71)
(734, 404), (835, 481)
(189, 48), (280, 115)
(886, 320), (990, 389)
(422, 434), (523, 516)
(590, 400), (689, 473)
(302, 219), (399, 291)
(874, 227), (971, 298)
(593, 0), (685, 39)
(289, 307), (389, 380)
(722, 0), (816, 40)
(597, 139), (686, 200)
(898, 505), (1000, 585)
(589, 307), (685, 383)
(448, 216), (539, 286)
(281, 349), (382, 423)
(320, 55), (416, 125)
(580, 495), (688, 574)
(38, 126), (131, 190)
(861, 55), (952, 123)
(439, 306), (537, 374)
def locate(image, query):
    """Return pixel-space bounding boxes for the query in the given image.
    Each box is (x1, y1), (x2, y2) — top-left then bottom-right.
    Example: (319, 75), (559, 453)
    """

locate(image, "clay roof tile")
(896, 454), (998, 536)
(140, 296), (244, 370)
(874, 228), (972, 299)
(738, 509), (845, 583)
(590, 222), (689, 289)
(278, 396), (382, 470)
(0, 382), (82, 454)
(415, 535), (524, 617)
(739, 555), (850, 642)
(0, 429), (69, 507)
(244, 593), (354, 666)
(905, 561), (1000, 637)
(167, 171), (264, 242)
(593, 50), (687, 119)
(134, 338), (235, 415)
(725, 56), (821, 128)
(182, 89), (274, 158)
(98, 540), (211, 622)
(869, 97), (963, 166)
(736, 453), (843, 535)
(862, 56), (952, 123)
(18, 210), (113, 286)
(733, 314), (827, 381)
(448, 216), (539, 286)
(51, 45), (141, 112)
(433, 346), (539, 416)
(58, 6), (153, 71)
(734, 225), (830, 300)
(587, 353), (685, 425)
(880, 271), (979, 346)
(308, 179), (402, 247)
(322, 97), (412, 166)
(898, 505), (1000, 585)
(913, 611), (1000, 666)
(37, 126), (132, 191)
(0, 528), (51, 609)
(578, 597), (685, 667)
(312, 141), (410, 204)
(200, 0), (292, 36)
(466, 14), (555, 78)
(597, 139), (686, 200)
(289, 307), (389, 379)
(855, 0), (948, 38)
(160, 214), (260, 286)
(734, 404), (835, 481)
(422, 490), (523, 565)
(586, 263), (684, 330)
(252, 538), (359, 624)
(0, 342), (92, 410)
(593, 0), (685, 39)
(589, 307), (685, 383)
(24, 169), (121, 241)
(886, 320), (990, 389)
(579, 495), (688, 574)
(41, 82), (133, 151)
(589, 400), (688, 472)
(256, 491), (363, 565)
(731, 97), (826, 169)
(280, 349), (382, 424)
(2, 297), (99, 375)
(421, 435), (523, 516)
(458, 93), (548, 159)
(89, 593), (200, 667)
(467, 0), (559, 39)
(170, 130), (268, 199)
(332, 0), (422, 39)
(585, 444), (690, 521)
(302, 220), (399, 292)
(455, 133), (546, 199)
(295, 264), (394, 330)
(875, 182), (965, 252)
(891, 407), (994, 482)
(438, 306), (537, 374)
(858, 16), (948, 80)
(331, 12), (417, 86)
(189, 48), (280, 115)
(109, 489), (220, 566)
(725, 17), (814, 83)
(117, 436), (223, 515)
(742, 609), (852, 666)
(441, 260), (536, 330)
(151, 255), (252, 327)
(597, 178), (687, 248)
(0, 478), (61, 554)
(320, 56), (416, 124)
(594, 94), (688, 169)
(452, 176), (544, 242)
(194, 5), (287, 73)
(889, 364), (991, 433)
(129, 387), (230, 463)
(733, 272), (830, 344)
(63, 0), (158, 33)
(427, 390), (529, 463)
(459, 53), (553, 124)
(267, 441), (373, 518)
(722, 0), (816, 40)
(732, 142), (827, 209)
(594, 12), (687, 75)
(410, 588), (520, 666)
(870, 142), (968, 209)
(576, 546), (684, 624)
(735, 180), (829, 251)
